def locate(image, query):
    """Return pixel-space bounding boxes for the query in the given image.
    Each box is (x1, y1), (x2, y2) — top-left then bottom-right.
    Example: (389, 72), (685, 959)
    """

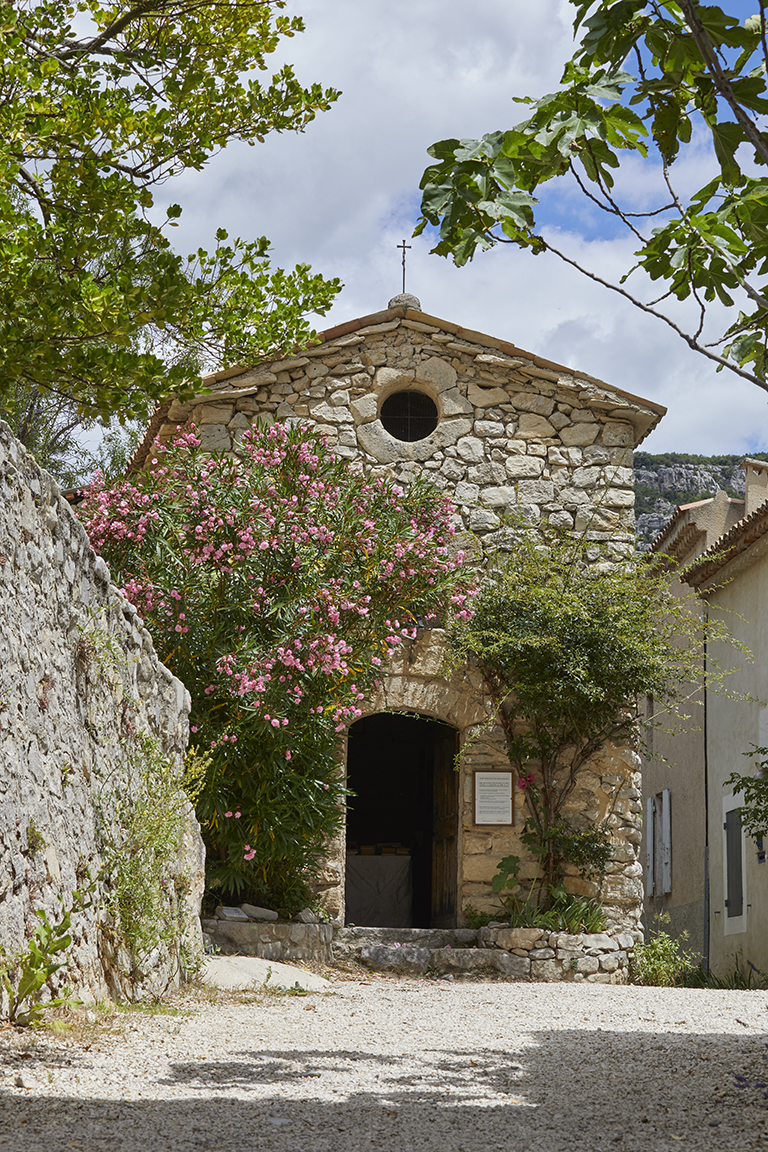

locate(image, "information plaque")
(474, 771), (513, 826)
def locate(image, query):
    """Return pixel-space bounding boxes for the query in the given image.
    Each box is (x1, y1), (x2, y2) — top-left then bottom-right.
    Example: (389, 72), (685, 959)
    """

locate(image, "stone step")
(332, 926), (479, 960)
(355, 943), (529, 977)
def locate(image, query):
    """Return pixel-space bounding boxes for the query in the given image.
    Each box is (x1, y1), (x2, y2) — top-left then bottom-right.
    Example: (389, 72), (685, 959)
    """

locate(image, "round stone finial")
(388, 293), (421, 311)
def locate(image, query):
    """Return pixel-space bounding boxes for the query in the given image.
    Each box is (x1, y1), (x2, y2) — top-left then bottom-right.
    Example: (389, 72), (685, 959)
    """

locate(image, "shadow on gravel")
(2, 1029), (768, 1152)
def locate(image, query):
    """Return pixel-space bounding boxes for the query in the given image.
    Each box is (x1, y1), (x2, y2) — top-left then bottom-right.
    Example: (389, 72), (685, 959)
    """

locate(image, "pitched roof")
(684, 498), (768, 589)
(129, 302), (666, 471)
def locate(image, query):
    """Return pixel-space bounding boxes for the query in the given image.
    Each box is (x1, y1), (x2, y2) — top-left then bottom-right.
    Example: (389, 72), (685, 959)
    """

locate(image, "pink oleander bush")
(80, 421), (472, 911)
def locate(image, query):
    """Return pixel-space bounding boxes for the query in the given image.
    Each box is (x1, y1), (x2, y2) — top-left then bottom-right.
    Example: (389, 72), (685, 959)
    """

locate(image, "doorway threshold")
(333, 925), (480, 959)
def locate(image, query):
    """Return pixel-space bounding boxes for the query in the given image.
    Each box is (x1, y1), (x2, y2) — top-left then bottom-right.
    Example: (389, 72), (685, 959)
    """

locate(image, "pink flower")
(224, 810), (233, 817)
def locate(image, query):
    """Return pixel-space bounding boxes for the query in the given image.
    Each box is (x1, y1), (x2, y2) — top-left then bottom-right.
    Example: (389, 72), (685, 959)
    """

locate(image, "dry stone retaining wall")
(353, 925), (639, 983)
(0, 422), (204, 1007)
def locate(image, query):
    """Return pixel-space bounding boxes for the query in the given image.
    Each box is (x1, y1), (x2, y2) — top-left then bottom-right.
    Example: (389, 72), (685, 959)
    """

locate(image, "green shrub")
(463, 904), (497, 929)
(633, 918), (699, 986)
(1, 892), (90, 1026)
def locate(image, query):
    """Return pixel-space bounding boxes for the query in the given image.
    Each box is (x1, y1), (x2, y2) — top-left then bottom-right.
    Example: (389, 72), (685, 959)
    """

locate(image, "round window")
(380, 390), (438, 442)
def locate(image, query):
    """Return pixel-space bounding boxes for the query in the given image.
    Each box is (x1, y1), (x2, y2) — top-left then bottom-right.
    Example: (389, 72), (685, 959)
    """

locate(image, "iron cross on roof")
(397, 239), (412, 294)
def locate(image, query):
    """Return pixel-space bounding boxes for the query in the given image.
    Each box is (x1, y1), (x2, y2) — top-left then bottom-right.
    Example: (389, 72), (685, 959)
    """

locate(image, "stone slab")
(203, 956), (330, 993)
(240, 903), (278, 921)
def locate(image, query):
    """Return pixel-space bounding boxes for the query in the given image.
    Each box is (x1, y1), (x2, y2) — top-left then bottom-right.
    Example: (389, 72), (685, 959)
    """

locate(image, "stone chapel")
(132, 293), (665, 939)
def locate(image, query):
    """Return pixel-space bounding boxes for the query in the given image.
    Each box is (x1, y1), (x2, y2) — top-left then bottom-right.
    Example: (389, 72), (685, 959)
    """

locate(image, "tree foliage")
(80, 423), (471, 911)
(726, 745), (768, 838)
(417, 2), (768, 392)
(450, 523), (734, 902)
(0, 0), (341, 420)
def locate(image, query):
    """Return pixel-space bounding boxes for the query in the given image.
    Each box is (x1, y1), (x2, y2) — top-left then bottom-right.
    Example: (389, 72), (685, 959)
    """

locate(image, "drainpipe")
(703, 604), (710, 973)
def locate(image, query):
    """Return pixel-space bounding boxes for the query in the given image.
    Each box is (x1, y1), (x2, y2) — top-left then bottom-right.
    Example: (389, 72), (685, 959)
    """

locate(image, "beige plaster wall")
(641, 583), (708, 959)
(704, 551), (768, 975)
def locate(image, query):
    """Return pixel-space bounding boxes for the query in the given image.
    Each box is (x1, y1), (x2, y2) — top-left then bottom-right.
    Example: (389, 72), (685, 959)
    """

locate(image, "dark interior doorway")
(345, 713), (458, 928)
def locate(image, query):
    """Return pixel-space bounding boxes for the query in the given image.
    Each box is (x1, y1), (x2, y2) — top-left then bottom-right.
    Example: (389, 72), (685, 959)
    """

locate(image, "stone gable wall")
(0, 422), (204, 1007)
(156, 306), (652, 935)
(159, 310), (652, 549)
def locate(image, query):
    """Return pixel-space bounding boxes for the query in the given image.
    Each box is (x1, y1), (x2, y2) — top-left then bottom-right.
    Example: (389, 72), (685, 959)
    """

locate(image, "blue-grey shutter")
(725, 807), (744, 918)
(646, 796), (655, 896)
(661, 789), (672, 894)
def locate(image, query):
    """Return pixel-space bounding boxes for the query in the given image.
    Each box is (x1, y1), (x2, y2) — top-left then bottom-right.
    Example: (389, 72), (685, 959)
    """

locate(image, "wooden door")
(431, 727), (459, 928)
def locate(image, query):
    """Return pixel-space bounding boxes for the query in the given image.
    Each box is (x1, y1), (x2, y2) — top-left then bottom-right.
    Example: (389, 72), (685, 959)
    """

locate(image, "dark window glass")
(725, 807), (743, 918)
(380, 391), (438, 442)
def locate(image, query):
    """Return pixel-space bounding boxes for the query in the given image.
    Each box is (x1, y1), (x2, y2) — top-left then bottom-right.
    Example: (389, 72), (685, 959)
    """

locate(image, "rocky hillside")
(633, 452), (767, 549)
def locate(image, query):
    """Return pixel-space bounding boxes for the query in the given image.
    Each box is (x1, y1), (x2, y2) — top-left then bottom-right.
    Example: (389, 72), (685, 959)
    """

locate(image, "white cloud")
(158, 0), (768, 456)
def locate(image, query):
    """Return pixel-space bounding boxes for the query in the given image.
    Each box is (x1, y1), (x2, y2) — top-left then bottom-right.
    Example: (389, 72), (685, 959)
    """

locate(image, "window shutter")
(725, 807), (744, 918)
(661, 789), (672, 894)
(646, 796), (655, 896)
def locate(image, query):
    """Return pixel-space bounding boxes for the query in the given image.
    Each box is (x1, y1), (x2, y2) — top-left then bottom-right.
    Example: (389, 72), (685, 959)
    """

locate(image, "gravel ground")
(3, 976), (768, 1151)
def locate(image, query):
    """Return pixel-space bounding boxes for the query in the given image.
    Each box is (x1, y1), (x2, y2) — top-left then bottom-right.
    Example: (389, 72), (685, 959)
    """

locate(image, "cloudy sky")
(160, 0), (768, 455)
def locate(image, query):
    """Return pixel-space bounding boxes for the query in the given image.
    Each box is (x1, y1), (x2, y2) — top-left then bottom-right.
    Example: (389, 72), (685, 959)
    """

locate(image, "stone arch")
(315, 629), (507, 929)
(363, 629), (493, 731)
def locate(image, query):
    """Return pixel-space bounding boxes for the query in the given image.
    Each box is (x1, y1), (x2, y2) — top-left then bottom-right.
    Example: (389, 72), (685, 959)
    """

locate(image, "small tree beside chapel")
(450, 524), (731, 920)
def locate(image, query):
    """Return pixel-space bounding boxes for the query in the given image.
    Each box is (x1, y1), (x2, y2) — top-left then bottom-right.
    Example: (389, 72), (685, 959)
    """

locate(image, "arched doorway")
(345, 712), (458, 929)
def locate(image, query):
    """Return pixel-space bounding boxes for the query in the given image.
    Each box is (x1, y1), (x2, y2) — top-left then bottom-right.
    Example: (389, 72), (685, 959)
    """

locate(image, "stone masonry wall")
(0, 422), (205, 1007)
(148, 303), (660, 552)
(138, 300), (661, 937)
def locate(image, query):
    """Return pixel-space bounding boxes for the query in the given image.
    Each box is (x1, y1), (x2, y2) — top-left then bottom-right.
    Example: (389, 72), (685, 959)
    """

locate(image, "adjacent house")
(646, 460), (768, 975)
(133, 293), (665, 934)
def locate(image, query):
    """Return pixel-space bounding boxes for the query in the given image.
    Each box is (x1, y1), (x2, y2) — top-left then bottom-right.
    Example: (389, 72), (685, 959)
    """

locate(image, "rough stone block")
(560, 423), (599, 446)
(431, 948), (499, 972)
(494, 927), (544, 951)
(456, 436), (485, 463)
(198, 424), (231, 452)
(517, 413), (555, 439)
(468, 384), (508, 408)
(481, 486), (516, 507)
(505, 456), (545, 479)
(464, 833), (494, 855)
(310, 401), (353, 424)
(350, 394), (378, 423)
(417, 356), (457, 391)
(517, 480), (555, 503)
(494, 952), (531, 978)
(198, 403), (235, 424)
(240, 904), (278, 921)
(462, 854), (501, 883)
(307, 362), (330, 378)
(551, 933), (584, 950)
(441, 388), (474, 416)
(531, 959), (563, 982)
(602, 421), (633, 446)
(582, 933), (619, 952)
(359, 945), (431, 973)
(475, 420), (505, 437)
(510, 393), (556, 416)
(600, 953), (621, 972)
(455, 482), (480, 505)
(217, 906), (250, 922)
(469, 507), (500, 532)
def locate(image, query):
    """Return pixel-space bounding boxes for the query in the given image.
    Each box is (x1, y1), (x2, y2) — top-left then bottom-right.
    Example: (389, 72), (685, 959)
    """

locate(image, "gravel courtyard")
(2, 977), (768, 1151)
